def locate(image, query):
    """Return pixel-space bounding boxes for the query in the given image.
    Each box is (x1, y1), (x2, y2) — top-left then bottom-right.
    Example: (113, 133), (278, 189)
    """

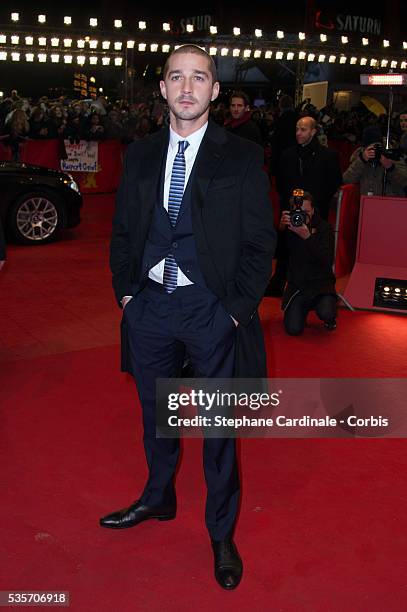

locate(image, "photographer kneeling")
(281, 190), (337, 336)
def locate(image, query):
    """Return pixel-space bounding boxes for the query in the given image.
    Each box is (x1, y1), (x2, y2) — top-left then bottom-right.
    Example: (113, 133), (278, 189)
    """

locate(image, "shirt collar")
(169, 122), (208, 153)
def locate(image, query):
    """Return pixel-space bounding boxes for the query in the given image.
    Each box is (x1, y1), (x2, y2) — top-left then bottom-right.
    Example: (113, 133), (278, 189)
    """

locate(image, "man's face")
(301, 199), (314, 220)
(296, 119), (316, 145)
(400, 114), (407, 133)
(160, 52), (219, 126)
(230, 97), (248, 120)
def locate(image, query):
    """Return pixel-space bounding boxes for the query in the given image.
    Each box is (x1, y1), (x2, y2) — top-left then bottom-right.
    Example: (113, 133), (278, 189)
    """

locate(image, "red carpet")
(1, 195), (407, 611)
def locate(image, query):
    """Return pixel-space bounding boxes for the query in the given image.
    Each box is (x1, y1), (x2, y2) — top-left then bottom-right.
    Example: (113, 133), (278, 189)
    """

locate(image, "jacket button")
(172, 242), (178, 248)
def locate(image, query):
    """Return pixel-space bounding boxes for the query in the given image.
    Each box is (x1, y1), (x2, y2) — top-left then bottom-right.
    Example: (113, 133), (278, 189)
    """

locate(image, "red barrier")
(0, 139), (125, 193)
(70, 140), (125, 194)
(334, 184), (360, 278)
(19, 138), (61, 170)
(0, 141), (13, 161)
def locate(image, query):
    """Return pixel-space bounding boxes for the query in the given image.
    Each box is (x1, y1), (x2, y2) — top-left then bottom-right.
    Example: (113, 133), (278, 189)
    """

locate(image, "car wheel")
(9, 191), (67, 245)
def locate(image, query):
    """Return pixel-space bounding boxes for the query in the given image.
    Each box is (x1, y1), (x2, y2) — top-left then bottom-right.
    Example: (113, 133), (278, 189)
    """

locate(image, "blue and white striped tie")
(163, 140), (189, 293)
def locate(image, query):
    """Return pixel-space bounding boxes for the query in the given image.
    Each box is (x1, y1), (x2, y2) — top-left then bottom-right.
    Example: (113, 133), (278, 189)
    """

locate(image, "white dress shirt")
(148, 122), (208, 285)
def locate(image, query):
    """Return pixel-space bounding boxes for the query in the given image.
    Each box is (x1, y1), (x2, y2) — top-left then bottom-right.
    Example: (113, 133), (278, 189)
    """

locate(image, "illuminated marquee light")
(51, 38), (59, 47)
(51, 54), (60, 63)
(360, 73), (407, 85)
(38, 15), (46, 24)
(90, 18), (98, 27)
(127, 40), (135, 48)
(232, 48), (240, 57)
(383, 39), (389, 47)
(0, 35), (6, 44)
(138, 21), (146, 29)
(275, 51), (283, 59)
(265, 50), (273, 59)
(370, 58), (378, 66)
(254, 50), (262, 58)
(77, 40), (85, 49)
(64, 16), (72, 25)
(221, 47), (228, 56)
(255, 29), (262, 38)
(11, 35), (19, 44)
(403, 42), (407, 50)
(391, 60), (398, 69)
(114, 57), (123, 65)
(102, 41), (110, 49)
(114, 41), (122, 50)
(360, 57), (367, 65)
(298, 32), (306, 40)
(286, 51), (294, 60)
(0, 51), (7, 60)
(209, 47), (217, 55)
(138, 43), (146, 51)
(381, 59), (388, 67)
(89, 40), (98, 49)
(102, 57), (111, 65)
(277, 30), (284, 39)
(77, 55), (86, 65)
(38, 37), (47, 46)
(307, 53), (315, 61)
(298, 51), (306, 59)
(341, 36), (348, 44)
(38, 53), (47, 62)
(243, 49), (252, 58)
(64, 55), (73, 63)
(89, 56), (98, 64)
(162, 44), (170, 53)
(11, 13), (19, 22)
(26, 53), (34, 62)
(339, 56), (347, 64)
(64, 39), (72, 47)
(401, 61), (407, 69)
(11, 52), (20, 61)
(362, 38), (369, 45)
(114, 20), (122, 28)
(320, 33), (327, 42)
(329, 55), (336, 63)
(163, 23), (171, 31)
(150, 43), (158, 52)
(186, 24), (194, 32)
(350, 56), (357, 64)
(233, 27), (240, 36)
(210, 26), (217, 34)
(25, 36), (34, 45)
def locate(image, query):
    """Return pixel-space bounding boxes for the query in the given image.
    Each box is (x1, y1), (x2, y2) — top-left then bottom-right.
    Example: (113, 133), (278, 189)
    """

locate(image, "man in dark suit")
(101, 45), (276, 590)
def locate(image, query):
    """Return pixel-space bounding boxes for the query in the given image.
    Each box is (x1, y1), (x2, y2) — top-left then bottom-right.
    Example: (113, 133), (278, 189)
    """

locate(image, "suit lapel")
(139, 128), (169, 217)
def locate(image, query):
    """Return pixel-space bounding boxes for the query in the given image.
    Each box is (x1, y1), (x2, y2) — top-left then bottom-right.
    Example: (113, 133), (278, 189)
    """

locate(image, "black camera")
(371, 143), (401, 165)
(289, 189), (310, 227)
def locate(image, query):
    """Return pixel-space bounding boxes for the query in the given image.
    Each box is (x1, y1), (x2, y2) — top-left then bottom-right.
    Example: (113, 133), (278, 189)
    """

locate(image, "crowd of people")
(2, 86), (407, 153)
(1, 84), (407, 336)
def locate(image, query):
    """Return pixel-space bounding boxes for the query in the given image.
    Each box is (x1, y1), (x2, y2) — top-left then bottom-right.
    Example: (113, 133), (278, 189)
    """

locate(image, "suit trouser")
(284, 292), (337, 336)
(125, 280), (239, 541)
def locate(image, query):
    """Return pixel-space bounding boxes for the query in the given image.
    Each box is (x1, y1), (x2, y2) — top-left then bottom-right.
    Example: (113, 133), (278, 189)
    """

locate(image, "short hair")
(230, 90), (250, 107)
(162, 45), (217, 82)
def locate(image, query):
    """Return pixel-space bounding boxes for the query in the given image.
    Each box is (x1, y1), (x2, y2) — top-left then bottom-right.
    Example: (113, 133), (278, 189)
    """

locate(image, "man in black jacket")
(266, 115), (342, 296)
(101, 45), (275, 590)
(224, 91), (263, 145)
(280, 191), (337, 335)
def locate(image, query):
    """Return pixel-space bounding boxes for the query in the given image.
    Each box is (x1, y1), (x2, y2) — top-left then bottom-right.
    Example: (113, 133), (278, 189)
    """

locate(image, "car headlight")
(65, 173), (80, 194)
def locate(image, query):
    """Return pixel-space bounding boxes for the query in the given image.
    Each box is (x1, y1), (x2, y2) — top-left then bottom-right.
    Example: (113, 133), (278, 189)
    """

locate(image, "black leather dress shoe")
(99, 500), (176, 529)
(211, 539), (243, 590)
